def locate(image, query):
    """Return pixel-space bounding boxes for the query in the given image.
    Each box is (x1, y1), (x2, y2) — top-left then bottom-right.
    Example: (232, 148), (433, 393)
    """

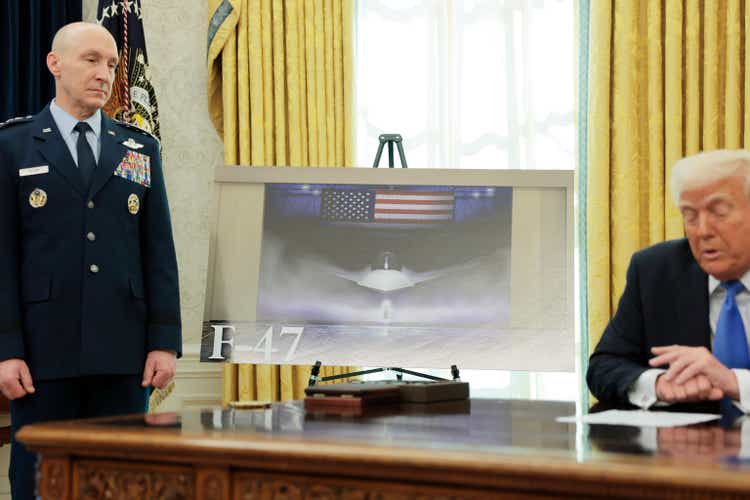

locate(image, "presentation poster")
(258, 183), (512, 327)
(202, 172), (573, 371)
(204, 183), (522, 368)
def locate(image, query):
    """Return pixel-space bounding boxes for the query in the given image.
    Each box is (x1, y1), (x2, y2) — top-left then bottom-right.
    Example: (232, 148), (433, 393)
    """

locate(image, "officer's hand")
(142, 350), (176, 389)
(0, 359), (35, 400)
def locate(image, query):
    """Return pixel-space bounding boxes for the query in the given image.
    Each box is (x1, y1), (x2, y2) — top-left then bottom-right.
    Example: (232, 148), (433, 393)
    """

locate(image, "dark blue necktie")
(713, 281), (750, 369)
(74, 122), (96, 187)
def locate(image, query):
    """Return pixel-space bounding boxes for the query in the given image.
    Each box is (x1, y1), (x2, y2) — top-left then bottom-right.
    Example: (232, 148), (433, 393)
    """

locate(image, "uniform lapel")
(89, 114), (126, 197)
(676, 257), (712, 349)
(33, 106), (87, 197)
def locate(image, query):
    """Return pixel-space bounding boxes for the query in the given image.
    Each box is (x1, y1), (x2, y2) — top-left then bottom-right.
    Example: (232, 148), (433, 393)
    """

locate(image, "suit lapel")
(89, 114), (126, 198)
(676, 257), (712, 348)
(33, 107), (87, 198)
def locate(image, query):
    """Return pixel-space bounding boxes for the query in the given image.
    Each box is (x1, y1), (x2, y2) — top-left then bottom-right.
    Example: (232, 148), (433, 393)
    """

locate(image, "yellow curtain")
(587, 0), (750, 352)
(207, 0), (355, 405)
(208, 0), (353, 166)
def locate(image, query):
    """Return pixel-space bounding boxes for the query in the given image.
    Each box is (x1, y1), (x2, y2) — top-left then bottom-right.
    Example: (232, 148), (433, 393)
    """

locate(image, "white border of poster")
(204, 167), (574, 372)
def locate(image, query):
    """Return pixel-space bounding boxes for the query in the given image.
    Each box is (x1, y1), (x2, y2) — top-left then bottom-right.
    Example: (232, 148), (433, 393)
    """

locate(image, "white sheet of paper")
(556, 410), (721, 427)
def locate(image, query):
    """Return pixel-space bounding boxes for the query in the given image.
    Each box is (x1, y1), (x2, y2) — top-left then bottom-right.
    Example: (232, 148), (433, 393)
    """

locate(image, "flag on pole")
(97, 0), (161, 140)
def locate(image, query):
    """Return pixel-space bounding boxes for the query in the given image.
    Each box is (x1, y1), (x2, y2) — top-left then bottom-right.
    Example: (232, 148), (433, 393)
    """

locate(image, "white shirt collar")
(49, 100), (101, 139)
(708, 270), (750, 295)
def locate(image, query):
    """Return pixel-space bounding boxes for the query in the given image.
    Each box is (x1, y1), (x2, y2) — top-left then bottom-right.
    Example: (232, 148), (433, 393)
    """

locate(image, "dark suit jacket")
(587, 238), (711, 404)
(0, 105), (181, 381)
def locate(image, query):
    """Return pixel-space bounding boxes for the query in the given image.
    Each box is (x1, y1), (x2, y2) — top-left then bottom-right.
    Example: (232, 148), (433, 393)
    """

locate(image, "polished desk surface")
(17, 399), (750, 498)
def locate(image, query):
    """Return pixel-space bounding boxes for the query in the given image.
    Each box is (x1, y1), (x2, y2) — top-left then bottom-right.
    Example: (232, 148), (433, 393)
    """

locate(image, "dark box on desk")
(304, 383), (401, 414)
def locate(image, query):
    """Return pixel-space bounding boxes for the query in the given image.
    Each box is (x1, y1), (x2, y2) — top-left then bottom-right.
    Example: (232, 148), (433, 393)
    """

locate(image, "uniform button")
(89, 264), (99, 274)
(87, 200), (95, 209)
(86, 232), (96, 242)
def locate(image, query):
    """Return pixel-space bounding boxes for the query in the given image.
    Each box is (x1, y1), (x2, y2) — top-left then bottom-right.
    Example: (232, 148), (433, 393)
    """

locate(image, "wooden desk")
(17, 399), (750, 499)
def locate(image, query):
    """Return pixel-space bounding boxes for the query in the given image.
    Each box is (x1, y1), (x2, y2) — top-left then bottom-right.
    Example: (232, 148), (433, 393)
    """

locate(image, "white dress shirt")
(628, 270), (750, 412)
(49, 99), (101, 165)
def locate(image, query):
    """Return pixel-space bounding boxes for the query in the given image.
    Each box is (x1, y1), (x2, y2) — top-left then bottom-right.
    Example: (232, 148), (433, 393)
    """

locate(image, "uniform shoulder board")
(0, 115), (32, 129)
(115, 119), (159, 143)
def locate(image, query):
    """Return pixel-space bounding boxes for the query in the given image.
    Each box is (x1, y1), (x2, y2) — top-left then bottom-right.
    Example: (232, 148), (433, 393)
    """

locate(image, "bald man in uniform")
(0, 22), (181, 499)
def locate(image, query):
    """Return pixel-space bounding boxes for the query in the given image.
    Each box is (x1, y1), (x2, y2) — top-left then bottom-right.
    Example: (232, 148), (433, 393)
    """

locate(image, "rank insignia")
(113, 151), (151, 187)
(29, 188), (47, 208)
(127, 194), (140, 215)
(122, 138), (144, 150)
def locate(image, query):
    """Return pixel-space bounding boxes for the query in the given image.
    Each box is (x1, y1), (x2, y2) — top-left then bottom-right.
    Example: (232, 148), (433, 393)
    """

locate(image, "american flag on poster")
(320, 188), (454, 224)
(374, 190), (454, 223)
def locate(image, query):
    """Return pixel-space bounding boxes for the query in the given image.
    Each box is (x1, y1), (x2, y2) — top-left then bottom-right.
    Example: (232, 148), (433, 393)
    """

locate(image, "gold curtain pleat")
(208, 0), (353, 167)
(208, 0), (355, 405)
(587, 0), (749, 353)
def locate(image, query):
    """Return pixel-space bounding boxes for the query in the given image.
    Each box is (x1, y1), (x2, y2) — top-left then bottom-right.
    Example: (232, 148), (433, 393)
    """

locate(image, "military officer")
(0, 22), (181, 499)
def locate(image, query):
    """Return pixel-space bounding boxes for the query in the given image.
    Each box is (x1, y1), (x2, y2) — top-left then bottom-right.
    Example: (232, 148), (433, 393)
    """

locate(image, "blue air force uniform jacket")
(0, 105), (182, 381)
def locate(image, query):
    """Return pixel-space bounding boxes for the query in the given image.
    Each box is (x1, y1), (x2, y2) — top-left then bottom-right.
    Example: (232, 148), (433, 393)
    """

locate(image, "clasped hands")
(650, 345), (739, 403)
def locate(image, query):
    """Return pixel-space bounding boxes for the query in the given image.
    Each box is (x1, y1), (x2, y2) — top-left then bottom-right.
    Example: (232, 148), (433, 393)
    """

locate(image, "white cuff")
(732, 369), (750, 413)
(627, 369), (666, 409)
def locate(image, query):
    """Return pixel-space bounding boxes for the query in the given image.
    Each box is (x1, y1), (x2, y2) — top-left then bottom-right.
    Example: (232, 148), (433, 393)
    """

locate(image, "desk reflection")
(588, 400), (750, 461)
(88, 399), (750, 464)
(658, 425), (741, 460)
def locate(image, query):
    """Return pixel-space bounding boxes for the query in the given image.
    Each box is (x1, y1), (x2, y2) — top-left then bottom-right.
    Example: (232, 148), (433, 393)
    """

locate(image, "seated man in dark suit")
(0, 22), (181, 499)
(588, 150), (750, 411)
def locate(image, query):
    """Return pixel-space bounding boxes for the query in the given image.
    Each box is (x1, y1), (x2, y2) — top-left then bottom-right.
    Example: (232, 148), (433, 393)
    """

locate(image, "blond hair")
(670, 150), (750, 204)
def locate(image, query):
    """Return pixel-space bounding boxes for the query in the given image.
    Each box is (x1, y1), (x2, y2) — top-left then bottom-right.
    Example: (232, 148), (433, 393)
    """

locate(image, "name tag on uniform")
(19, 165), (49, 177)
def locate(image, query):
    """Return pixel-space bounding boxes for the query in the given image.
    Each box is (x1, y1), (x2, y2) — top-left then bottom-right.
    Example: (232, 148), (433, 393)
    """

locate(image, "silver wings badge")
(122, 138), (144, 150)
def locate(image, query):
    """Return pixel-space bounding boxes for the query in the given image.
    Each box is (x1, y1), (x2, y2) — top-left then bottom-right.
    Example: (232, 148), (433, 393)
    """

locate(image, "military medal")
(113, 151), (151, 187)
(127, 194), (140, 215)
(29, 188), (47, 208)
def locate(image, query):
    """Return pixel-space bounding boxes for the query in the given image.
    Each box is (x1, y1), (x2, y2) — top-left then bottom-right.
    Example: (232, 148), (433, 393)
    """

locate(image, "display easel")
(372, 133), (408, 168)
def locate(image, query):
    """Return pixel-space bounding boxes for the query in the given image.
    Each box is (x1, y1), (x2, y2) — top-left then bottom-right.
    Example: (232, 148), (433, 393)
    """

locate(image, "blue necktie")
(713, 280), (750, 369)
(74, 122), (96, 188)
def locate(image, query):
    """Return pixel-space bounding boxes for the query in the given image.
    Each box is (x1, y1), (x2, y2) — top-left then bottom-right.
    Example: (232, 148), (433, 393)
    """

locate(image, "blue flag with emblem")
(97, 0), (161, 142)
